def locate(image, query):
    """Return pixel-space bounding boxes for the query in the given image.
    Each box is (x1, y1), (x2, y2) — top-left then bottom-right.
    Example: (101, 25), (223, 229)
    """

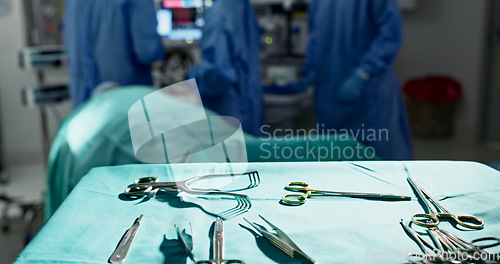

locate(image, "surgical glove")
(293, 72), (316, 93)
(264, 83), (295, 94)
(337, 70), (368, 103)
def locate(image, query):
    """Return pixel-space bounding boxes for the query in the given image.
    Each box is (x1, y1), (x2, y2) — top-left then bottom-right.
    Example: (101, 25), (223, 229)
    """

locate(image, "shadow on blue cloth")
(118, 190), (247, 220)
(207, 221), (215, 260)
(160, 235), (188, 264)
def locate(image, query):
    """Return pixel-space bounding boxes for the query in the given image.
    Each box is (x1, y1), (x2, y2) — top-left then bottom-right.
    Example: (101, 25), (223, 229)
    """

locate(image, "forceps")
(281, 181), (412, 205)
(177, 217), (245, 264)
(431, 228), (500, 256)
(400, 219), (500, 264)
(243, 215), (318, 264)
(406, 176), (484, 230)
(124, 171), (259, 199)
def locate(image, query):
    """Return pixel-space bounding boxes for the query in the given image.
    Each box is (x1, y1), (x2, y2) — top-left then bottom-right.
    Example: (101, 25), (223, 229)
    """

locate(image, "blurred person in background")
(187, 0), (263, 136)
(63, 0), (165, 108)
(301, 0), (412, 160)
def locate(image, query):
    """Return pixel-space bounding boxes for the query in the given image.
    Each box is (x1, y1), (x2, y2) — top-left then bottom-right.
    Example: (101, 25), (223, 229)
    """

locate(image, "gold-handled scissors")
(281, 182), (412, 205)
(406, 176), (484, 230)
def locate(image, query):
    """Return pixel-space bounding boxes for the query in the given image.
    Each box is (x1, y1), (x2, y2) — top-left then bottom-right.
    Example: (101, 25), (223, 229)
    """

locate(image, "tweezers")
(243, 215), (318, 264)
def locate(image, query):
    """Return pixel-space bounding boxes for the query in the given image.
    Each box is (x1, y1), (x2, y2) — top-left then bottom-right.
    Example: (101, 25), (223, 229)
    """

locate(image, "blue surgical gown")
(306, 0), (413, 160)
(63, 0), (165, 108)
(187, 0), (263, 136)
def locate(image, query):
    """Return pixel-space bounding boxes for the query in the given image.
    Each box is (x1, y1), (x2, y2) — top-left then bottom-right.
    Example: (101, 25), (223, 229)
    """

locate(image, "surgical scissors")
(281, 182), (412, 205)
(124, 171), (260, 198)
(406, 176), (484, 230)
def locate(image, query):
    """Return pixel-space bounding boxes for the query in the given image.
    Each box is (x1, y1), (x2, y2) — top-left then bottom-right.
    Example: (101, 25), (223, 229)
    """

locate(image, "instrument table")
(15, 161), (500, 263)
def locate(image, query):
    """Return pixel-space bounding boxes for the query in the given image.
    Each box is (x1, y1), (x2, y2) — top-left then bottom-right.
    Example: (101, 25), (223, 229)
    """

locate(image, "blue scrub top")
(306, 0), (413, 160)
(187, 0), (263, 136)
(63, 0), (165, 108)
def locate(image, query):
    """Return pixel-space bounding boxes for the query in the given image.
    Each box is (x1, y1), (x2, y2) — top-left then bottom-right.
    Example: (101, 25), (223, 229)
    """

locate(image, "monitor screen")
(157, 0), (212, 41)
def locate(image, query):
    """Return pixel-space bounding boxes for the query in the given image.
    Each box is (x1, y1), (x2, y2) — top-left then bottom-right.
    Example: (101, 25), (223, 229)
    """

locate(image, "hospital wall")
(394, 0), (489, 144)
(0, 0), (492, 166)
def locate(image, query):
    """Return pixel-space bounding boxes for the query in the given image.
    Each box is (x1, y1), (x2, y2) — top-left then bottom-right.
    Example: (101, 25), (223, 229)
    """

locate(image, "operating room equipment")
(178, 217), (245, 264)
(21, 0), (64, 46)
(22, 84), (68, 107)
(256, 9), (288, 58)
(253, 1), (315, 134)
(254, 0), (309, 57)
(18, 27), (68, 161)
(18, 2), (68, 164)
(15, 4), (68, 235)
(400, 219), (500, 263)
(406, 176), (484, 230)
(156, 0), (211, 47)
(0, 192), (43, 245)
(280, 181), (412, 205)
(18, 45), (66, 71)
(109, 214), (143, 263)
(243, 215), (317, 264)
(19, 55), (68, 163)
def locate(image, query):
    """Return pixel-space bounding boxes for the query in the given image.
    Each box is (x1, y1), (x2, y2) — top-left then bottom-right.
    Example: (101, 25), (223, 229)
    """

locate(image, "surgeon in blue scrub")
(303, 0), (412, 160)
(187, 0), (263, 136)
(63, 0), (165, 108)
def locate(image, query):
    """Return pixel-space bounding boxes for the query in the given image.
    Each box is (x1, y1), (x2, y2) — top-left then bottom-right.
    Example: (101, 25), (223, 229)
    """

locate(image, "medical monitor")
(157, 0), (212, 42)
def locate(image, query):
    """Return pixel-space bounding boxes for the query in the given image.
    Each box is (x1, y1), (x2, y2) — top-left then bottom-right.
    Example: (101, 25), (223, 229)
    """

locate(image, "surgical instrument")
(400, 219), (500, 263)
(433, 228), (500, 255)
(243, 215), (317, 264)
(281, 181), (412, 205)
(124, 171), (259, 197)
(400, 219), (457, 264)
(196, 217), (245, 264)
(124, 171), (259, 212)
(406, 176), (484, 230)
(176, 224), (197, 263)
(109, 214), (143, 263)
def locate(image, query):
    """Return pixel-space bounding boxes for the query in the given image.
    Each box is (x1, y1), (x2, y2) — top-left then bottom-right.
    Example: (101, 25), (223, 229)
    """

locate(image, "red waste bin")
(404, 76), (462, 138)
